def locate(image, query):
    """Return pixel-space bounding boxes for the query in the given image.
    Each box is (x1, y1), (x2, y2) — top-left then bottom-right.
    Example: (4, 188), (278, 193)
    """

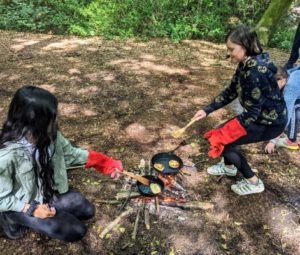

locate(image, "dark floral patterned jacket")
(204, 55), (287, 128)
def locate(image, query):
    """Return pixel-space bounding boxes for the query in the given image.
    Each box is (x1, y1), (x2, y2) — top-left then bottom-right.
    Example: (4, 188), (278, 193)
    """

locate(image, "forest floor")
(0, 30), (299, 255)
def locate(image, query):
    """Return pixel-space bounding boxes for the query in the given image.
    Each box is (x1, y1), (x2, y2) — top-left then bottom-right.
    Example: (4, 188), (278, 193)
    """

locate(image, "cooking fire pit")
(99, 156), (214, 240)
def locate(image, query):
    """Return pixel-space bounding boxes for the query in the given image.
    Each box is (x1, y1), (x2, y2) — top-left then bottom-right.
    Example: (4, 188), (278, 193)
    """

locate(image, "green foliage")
(269, 22), (297, 49)
(0, 0), (86, 34)
(1, 0), (286, 47)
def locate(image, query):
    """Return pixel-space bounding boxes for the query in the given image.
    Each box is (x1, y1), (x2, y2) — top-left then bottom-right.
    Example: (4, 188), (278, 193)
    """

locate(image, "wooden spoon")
(122, 170), (150, 186)
(172, 118), (197, 138)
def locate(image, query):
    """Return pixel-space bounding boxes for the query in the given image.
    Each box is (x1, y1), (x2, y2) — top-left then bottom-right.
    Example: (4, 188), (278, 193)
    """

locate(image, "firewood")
(155, 196), (160, 214)
(95, 200), (122, 204)
(181, 201), (214, 210)
(115, 191), (141, 200)
(99, 207), (134, 239)
(144, 204), (150, 230)
(131, 205), (142, 240)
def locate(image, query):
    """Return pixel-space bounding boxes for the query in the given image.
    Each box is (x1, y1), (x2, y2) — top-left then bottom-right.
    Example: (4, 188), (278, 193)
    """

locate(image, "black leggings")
(287, 99), (300, 142)
(4, 190), (95, 242)
(223, 122), (285, 179)
(287, 22), (300, 65)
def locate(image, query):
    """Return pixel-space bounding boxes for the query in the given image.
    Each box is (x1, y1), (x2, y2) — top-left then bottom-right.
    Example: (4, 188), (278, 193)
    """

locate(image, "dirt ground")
(0, 30), (299, 255)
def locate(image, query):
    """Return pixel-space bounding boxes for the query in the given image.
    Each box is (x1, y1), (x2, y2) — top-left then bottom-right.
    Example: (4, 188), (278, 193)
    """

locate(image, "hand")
(265, 142), (276, 154)
(193, 110), (207, 121)
(111, 168), (122, 180)
(33, 204), (56, 219)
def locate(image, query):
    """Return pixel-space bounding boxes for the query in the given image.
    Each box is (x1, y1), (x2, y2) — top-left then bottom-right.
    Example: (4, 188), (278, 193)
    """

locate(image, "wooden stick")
(95, 200), (122, 205)
(66, 165), (85, 170)
(159, 201), (214, 210)
(132, 205), (142, 240)
(155, 196), (160, 214)
(181, 201), (214, 210)
(99, 207), (134, 239)
(144, 203), (150, 230)
(116, 191), (141, 200)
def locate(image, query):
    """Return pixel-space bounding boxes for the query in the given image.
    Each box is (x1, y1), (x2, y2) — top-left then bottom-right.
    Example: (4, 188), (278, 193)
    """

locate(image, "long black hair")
(226, 24), (263, 56)
(0, 86), (58, 202)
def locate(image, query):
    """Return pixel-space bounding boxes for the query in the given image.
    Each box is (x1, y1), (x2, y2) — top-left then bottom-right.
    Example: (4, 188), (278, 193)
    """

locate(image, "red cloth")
(85, 150), (123, 174)
(204, 118), (247, 158)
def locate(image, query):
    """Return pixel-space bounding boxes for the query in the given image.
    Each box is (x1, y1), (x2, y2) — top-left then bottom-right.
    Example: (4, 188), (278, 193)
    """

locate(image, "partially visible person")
(265, 65), (300, 153)
(0, 86), (123, 242)
(193, 25), (287, 196)
(284, 6), (300, 69)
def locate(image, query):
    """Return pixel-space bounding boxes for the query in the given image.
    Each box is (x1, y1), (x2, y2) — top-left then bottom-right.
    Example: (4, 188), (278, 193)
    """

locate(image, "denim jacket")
(0, 131), (88, 212)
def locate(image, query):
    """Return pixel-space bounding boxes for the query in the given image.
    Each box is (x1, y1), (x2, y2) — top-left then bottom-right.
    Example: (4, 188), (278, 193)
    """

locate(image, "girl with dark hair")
(0, 86), (123, 242)
(192, 25), (287, 195)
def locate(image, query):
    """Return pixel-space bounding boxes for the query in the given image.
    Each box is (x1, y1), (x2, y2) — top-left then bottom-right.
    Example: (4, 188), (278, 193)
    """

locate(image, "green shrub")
(2, 0), (288, 48)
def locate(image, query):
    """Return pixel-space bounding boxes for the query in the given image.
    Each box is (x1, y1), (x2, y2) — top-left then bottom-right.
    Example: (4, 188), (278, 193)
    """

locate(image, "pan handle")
(122, 170), (150, 186)
(168, 140), (187, 154)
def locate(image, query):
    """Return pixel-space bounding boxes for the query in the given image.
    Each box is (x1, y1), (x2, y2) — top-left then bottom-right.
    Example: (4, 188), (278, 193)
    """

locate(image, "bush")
(0, 0), (86, 34)
(1, 0), (285, 47)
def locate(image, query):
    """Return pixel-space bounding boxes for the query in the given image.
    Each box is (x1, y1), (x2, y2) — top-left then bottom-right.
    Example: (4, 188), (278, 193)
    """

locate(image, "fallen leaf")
(221, 244), (228, 250)
(169, 247), (175, 255)
(221, 234), (227, 240)
(234, 222), (243, 226)
(263, 225), (270, 230)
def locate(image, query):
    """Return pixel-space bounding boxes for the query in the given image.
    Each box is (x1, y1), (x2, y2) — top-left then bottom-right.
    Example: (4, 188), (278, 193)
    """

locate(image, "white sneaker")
(231, 178), (264, 195)
(207, 160), (237, 176)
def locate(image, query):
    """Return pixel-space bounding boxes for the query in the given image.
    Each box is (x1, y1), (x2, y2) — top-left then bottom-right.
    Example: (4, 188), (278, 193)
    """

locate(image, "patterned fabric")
(204, 55), (287, 128)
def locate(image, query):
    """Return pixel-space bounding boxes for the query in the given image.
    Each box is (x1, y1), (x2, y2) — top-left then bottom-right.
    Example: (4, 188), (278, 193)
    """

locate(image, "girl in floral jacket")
(193, 25), (287, 195)
(0, 86), (123, 242)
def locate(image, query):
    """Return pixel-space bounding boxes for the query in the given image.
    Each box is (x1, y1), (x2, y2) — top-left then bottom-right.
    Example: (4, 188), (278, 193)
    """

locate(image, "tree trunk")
(256, 0), (294, 45)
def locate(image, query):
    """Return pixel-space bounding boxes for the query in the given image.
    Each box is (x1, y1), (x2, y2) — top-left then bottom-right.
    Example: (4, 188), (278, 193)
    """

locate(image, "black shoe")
(0, 212), (25, 239)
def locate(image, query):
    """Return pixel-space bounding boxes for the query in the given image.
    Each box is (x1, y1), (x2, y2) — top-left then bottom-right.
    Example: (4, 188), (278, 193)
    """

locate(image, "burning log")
(116, 191), (141, 200)
(99, 207), (135, 239)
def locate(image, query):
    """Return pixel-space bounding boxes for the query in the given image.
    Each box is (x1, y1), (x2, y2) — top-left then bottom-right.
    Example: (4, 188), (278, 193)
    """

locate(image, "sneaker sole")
(283, 145), (299, 150)
(231, 186), (265, 195)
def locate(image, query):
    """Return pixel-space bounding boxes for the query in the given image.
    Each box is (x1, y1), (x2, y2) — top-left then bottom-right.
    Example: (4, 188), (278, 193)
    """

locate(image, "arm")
(57, 132), (122, 175)
(203, 71), (239, 115)
(57, 131), (89, 167)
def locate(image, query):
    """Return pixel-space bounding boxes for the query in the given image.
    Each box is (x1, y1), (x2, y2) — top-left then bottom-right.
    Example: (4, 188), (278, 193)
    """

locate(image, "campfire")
(99, 158), (214, 240)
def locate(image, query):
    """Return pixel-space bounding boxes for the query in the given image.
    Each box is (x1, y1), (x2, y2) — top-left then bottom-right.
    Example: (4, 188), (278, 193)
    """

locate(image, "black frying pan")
(151, 141), (186, 175)
(151, 152), (183, 175)
(137, 175), (164, 197)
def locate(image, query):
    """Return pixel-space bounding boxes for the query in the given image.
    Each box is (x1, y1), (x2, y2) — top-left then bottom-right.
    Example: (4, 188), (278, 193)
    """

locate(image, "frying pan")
(151, 141), (186, 175)
(151, 152), (183, 175)
(137, 175), (164, 197)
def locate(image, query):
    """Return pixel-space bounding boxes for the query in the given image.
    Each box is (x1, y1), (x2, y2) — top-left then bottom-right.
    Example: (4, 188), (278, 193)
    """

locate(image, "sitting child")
(0, 86), (123, 242)
(265, 65), (300, 153)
